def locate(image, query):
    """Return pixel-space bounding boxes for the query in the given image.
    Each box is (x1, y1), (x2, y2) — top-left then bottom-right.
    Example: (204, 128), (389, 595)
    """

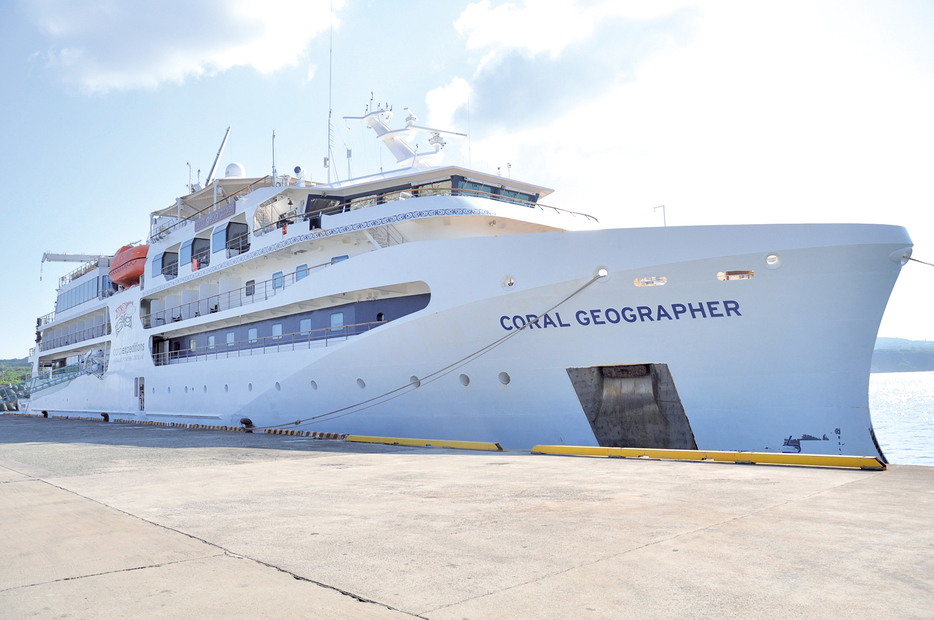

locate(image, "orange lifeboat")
(109, 244), (149, 287)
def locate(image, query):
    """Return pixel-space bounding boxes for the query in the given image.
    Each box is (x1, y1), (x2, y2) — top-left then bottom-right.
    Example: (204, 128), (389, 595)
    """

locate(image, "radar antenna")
(343, 105), (465, 169)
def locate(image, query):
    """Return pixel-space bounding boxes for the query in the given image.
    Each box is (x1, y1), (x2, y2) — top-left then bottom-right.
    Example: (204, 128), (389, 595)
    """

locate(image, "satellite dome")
(225, 162), (246, 178)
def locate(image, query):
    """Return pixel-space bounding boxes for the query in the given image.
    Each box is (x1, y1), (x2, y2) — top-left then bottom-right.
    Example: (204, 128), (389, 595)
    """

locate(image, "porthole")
(275, 382), (281, 391)
(248, 383), (253, 392)
(224, 384), (229, 393)
(594, 266), (609, 280)
(310, 380), (318, 390)
(410, 375), (421, 388)
(717, 270), (754, 281)
(501, 275), (516, 290)
(459, 373), (470, 386)
(765, 253), (782, 269)
(498, 372), (511, 385)
(357, 378), (366, 389)
(634, 276), (667, 287)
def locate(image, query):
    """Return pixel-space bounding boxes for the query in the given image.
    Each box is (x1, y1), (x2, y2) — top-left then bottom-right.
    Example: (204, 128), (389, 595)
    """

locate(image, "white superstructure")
(25, 106), (913, 460)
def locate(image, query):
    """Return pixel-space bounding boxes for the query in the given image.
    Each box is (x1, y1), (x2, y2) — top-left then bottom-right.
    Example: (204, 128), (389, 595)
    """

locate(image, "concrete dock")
(1, 414), (932, 619)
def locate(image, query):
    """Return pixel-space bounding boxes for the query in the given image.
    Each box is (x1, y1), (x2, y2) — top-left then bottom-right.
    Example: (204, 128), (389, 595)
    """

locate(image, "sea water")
(869, 371), (934, 466)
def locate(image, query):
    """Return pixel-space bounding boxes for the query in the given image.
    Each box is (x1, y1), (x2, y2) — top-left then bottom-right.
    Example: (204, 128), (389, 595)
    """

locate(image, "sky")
(0, 0), (932, 360)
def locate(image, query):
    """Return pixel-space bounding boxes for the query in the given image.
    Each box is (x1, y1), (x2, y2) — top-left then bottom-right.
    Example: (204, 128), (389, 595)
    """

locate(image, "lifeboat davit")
(109, 244), (149, 287)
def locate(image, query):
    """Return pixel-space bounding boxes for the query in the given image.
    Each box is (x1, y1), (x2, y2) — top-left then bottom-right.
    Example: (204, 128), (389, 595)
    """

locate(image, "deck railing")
(142, 260), (338, 329)
(39, 323), (112, 352)
(153, 321), (382, 365)
(250, 186), (598, 238)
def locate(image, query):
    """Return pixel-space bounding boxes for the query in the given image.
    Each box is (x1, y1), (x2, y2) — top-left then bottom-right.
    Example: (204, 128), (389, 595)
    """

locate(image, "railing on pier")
(153, 321), (383, 366)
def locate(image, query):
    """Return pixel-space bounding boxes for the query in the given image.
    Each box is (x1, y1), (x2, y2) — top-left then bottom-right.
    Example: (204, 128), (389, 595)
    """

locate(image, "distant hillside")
(872, 339), (934, 373)
(0, 358), (30, 384)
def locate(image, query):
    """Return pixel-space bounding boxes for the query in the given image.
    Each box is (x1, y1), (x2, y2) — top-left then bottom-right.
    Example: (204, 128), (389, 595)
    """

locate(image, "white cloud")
(455, 0), (693, 60)
(25, 0), (343, 92)
(425, 77), (471, 130)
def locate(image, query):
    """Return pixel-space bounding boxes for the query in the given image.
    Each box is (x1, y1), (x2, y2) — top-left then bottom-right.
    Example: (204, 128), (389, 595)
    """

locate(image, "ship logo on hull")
(114, 301), (135, 335)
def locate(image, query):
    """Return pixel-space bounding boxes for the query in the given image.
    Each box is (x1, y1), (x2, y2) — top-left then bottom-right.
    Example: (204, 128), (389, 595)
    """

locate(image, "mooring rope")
(252, 270), (607, 431)
(909, 257), (933, 267)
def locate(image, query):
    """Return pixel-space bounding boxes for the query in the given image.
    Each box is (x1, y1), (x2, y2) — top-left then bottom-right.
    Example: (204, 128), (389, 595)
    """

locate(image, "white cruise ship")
(23, 105), (913, 459)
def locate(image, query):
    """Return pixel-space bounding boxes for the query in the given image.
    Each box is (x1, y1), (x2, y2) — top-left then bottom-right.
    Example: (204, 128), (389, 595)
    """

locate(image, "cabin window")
(272, 324), (282, 340)
(350, 196), (376, 210)
(296, 264), (308, 280)
(415, 180), (452, 197)
(331, 255), (348, 264)
(499, 189), (533, 203)
(330, 312), (344, 331)
(191, 238), (210, 270)
(227, 222), (250, 256)
(300, 318), (311, 332)
(226, 332), (234, 345)
(456, 180), (493, 195)
(189, 338), (197, 350)
(158, 252), (178, 279)
(208, 335), (215, 348)
(55, 277), (100, 312)
(180, 240), (193, 266)
(248, 328), (257, 342)
(272, 271), (283, 289)
(212, 227), (226, 253)
(246, 280), (255, 296)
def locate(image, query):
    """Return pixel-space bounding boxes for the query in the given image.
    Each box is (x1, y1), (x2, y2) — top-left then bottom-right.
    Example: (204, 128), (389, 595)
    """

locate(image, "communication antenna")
(326, 0), (335, 184)
(272, 130), (277, 184)
(204, 126), (231, 186)
(654, 205), (667, 227)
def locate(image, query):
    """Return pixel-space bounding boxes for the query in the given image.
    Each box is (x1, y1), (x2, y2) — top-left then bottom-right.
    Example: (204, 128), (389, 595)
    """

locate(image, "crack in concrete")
(0, 555), (222, 594)
(422, 472), (877, 615)
(15, 477), (426, 619)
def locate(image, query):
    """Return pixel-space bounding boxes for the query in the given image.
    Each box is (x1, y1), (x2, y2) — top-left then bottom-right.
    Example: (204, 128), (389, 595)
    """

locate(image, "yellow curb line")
(531, 445), (885, 470)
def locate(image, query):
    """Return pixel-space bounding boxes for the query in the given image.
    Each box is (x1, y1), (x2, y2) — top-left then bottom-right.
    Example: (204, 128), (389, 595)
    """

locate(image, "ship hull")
(28, 223), (911, 457)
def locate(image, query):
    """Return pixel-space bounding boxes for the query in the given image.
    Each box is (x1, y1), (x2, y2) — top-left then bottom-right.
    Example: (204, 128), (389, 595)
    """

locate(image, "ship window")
(634, 276), (667, 287)
(330, 312), (344, 331)
(248, 328), (257, 342)
(160, 252), (178, 279)
(226, 332), (234, 345)
(350, 196), (376, 210)
(272, 324), (282, 340)
(717, 270), (754, 281)
(296, 264), (308, 280)
(246, 280), (255, 296)
(499, 189), (533, 204)
(212, 227), (226, 253)
(272, 271), (283, 289)
(180, 240), (193, 266)
(226, 222), (250, 256)
(456, 180), (493, 195)
(192, 238), (210, 269)
(415, 180), (452, 197)
(331, 255), (348, 264)
(300, 319), (311, 332)
(208, 335), (215, 348)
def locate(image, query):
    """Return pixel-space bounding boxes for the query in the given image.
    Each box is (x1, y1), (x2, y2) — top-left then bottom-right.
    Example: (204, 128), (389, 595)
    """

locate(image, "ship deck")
(1, 414), (931, 619)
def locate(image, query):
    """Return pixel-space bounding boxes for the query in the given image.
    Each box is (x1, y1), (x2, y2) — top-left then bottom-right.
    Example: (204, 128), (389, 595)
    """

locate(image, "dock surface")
(1, 414), (932, 619)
